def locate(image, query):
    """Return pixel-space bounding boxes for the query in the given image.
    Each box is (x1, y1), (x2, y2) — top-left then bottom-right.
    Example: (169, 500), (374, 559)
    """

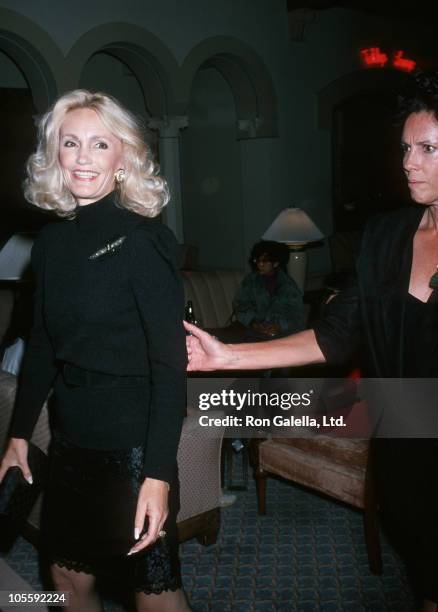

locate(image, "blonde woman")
(0, 90), (190, 611)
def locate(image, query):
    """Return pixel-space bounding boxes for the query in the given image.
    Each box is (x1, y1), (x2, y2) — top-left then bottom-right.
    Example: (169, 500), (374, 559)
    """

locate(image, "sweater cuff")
(313, 321), (356, 365)
(142, 461), (177, 486)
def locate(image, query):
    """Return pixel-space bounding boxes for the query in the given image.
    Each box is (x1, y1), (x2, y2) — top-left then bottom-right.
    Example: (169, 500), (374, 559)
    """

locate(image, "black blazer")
(314, 204), (438, 377)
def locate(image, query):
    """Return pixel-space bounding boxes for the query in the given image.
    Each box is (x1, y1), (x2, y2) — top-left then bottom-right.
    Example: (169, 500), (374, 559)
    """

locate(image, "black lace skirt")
(40, 432), (181, 594)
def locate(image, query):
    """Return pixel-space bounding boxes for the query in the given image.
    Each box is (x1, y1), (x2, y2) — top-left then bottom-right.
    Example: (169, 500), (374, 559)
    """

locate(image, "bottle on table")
(185, 300), (199, 334)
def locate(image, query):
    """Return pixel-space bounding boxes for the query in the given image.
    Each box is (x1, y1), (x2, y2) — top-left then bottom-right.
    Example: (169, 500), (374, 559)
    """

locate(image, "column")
(147, 116), (188, 242)
(238, 117), (281, 268)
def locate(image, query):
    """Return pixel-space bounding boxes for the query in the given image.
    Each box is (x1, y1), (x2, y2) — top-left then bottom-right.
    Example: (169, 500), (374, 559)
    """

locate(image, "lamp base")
(287, 248), (307, 291)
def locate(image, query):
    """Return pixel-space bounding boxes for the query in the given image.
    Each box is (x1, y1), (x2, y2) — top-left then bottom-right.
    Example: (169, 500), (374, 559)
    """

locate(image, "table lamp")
(263, 207), (323, 290)
(0, 233), (34, 281)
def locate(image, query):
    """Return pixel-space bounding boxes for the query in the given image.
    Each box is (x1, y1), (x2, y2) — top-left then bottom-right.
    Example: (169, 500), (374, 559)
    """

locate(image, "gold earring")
(114, 169), (125, 184)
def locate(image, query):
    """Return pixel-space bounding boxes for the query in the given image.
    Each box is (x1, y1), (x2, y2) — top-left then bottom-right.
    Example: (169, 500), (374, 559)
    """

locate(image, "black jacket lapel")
(360, 205), (424, 377)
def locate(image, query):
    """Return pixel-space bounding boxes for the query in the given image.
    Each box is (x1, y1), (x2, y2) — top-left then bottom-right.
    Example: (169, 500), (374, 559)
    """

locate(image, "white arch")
(0, 8), (63, 112)
(179, 36), (278, 138)
(65, 23), (180, 117)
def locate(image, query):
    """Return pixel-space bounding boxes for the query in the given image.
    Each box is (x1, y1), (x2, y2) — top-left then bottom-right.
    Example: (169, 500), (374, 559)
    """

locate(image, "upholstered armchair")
(181, 269), (244, 329)
(251, 422), (382, 575)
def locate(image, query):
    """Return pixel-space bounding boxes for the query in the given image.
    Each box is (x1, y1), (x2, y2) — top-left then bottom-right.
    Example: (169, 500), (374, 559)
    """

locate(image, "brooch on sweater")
(430, 265), (438, 289)
(88, 236), (126, 260)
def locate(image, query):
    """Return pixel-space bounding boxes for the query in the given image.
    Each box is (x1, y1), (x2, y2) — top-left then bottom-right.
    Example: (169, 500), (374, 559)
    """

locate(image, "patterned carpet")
(1, 476), (415, 611)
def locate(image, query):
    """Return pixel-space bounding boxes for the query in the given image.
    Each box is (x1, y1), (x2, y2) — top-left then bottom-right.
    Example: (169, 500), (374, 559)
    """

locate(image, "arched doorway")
(79, 50), (156, 149)
(318, 69), (411, 270)
(180, 38), (278, 269)
(181, 63), (243, 269)
(0, 51), (38, 237)
(332, 89), (409, 232)
(319, 69), (411, 232)
(0, 13), (61, 234)
(68, 25), (182, 237)
(0, 39), (58, 235)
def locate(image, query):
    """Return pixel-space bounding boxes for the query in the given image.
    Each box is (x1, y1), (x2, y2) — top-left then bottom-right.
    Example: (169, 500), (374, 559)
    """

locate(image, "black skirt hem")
(43, 432), (182, 595)
(49, 550), (183, 595)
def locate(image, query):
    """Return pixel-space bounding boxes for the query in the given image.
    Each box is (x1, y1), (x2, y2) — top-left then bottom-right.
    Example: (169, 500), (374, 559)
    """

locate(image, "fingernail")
(127, 549), (135, 556)
(26, 476), (33, 485)
(134, 528), (140, 540)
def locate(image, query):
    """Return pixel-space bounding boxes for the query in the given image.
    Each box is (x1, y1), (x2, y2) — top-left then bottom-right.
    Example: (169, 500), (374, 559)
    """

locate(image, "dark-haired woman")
(186, 71), (438, 610)
(233, 240), (305, 338)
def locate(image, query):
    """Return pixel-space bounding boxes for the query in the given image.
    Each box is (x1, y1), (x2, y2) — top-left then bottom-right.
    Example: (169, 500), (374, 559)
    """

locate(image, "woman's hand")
(0, 438), (32, 485)
(251, 321), (265, 333)
(252, 322), (281, 337)
(261, 322), (281, 337)
(128, 477), (169, 555)
(184, 320), (233, 371)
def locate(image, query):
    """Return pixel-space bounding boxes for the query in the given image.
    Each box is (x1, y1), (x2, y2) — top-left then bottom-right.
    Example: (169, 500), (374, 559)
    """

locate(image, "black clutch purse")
(0, 442), (48, 531)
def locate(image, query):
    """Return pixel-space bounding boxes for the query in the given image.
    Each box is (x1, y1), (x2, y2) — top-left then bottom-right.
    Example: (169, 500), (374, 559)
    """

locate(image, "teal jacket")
(232, 269), (305, 333)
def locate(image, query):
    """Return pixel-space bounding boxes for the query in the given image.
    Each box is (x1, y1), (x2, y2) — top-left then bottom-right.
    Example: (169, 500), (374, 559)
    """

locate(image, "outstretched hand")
(184, 321), (232, 371)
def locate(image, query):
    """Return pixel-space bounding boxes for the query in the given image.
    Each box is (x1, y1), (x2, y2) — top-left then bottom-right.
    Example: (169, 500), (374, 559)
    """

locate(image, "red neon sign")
(360, 47), (417, 72)
(360, 47), (388, 68)
(393, 50), (416, 73)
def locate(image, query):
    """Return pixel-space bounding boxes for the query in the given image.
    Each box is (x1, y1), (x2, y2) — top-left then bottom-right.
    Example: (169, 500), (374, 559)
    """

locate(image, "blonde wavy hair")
(25, 89), (169, 218)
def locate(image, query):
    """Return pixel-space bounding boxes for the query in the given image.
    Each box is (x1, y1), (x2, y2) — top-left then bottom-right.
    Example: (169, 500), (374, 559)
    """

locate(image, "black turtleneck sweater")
(9, 193), (187, 483)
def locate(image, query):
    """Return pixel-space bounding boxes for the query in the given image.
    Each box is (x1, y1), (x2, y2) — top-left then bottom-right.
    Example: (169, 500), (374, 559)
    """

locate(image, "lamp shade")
(0, 233), (34, 280)
(262, 207), (324, 246)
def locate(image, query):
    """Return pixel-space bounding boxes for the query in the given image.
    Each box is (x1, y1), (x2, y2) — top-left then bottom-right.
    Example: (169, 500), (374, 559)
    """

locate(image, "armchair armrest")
(0, 369), (50, 454)
(177, 411), (225, 523)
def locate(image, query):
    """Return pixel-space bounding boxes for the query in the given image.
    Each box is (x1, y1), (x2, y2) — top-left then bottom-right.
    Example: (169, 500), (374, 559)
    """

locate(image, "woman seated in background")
(233, 240), (305, 338)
